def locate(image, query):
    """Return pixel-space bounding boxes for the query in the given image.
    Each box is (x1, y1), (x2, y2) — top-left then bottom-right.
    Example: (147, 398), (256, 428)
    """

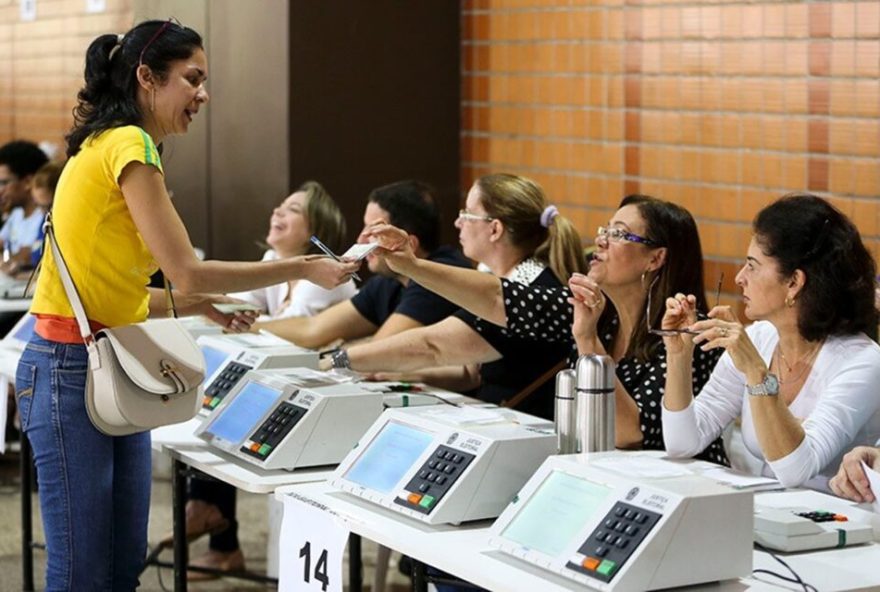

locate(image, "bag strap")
(43, 212), (177, 344)
(501, 357), (569, 411)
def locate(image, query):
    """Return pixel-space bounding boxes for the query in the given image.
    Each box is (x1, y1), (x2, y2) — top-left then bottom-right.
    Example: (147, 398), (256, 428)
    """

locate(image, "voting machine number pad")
(239, 402), (307, 461)
(565, 502), (661, 583)
(202, 362), (252, 410)
(393, 446), (475, 514)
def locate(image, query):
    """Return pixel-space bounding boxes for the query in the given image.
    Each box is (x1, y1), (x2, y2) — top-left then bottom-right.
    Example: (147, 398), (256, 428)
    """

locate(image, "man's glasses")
(457, 209), (495, 223)
(647, 273), (723, 337)
(597, 226), (660, 247)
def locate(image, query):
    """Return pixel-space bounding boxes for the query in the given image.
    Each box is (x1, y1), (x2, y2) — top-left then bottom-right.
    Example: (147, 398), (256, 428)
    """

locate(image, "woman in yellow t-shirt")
(20, 20), (359, 591)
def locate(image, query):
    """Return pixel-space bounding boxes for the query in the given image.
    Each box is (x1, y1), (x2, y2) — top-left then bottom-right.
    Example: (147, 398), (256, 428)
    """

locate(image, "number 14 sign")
(279, 493), (350, 592)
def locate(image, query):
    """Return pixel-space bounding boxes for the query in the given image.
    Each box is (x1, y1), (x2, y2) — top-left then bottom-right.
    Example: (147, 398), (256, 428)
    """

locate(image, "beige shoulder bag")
(44, 213), (205, 436)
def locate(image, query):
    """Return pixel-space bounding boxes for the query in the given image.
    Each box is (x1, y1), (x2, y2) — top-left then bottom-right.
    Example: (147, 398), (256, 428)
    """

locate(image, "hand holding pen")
(310, 235), (362, 282)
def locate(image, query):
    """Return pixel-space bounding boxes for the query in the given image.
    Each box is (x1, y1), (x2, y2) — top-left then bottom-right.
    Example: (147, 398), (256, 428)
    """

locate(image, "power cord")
(753, 542), (818, 592)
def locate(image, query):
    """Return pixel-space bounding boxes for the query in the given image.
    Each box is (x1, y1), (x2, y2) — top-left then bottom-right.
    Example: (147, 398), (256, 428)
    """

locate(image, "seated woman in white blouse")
(661, 194), (880, 491)
(229, 180), (357, 318)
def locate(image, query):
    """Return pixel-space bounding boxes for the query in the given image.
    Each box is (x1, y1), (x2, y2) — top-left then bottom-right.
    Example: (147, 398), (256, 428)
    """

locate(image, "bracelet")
(331, 348), (351, 370)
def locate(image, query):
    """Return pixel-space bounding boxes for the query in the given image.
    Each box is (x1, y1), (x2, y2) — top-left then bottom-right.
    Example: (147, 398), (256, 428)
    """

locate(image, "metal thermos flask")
(554, 369), (578, 453)
(575, 354), (616, 453)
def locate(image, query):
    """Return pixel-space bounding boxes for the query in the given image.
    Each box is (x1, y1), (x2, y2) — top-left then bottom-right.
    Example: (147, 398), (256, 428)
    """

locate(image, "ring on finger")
(718, 327), (729, 337)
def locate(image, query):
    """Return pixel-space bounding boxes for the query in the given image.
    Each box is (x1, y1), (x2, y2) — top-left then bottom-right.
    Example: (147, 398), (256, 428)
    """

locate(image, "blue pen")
(310, 235), (361, 282)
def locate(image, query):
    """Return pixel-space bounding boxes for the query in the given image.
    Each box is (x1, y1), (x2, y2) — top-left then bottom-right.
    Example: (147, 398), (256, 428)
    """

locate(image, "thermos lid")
(555, 369), (576, 399)
(575, 353), (615, 391)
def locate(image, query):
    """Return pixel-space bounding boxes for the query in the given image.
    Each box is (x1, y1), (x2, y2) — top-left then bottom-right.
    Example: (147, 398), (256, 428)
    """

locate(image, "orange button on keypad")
(407, 493), (422, 505)
(582, 557), (601, 571)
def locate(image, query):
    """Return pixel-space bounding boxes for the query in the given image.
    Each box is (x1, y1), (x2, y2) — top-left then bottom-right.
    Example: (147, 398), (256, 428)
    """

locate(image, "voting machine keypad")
(239, 401), (307, 461)
(565, 502), (661, 582)
(795, 510), (848, 523)
(202, 362), (252, 410)
(393, 446), (475, 514)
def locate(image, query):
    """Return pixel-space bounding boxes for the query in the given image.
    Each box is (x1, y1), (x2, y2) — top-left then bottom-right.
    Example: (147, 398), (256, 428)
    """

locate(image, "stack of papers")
(700, 467), (782, 491)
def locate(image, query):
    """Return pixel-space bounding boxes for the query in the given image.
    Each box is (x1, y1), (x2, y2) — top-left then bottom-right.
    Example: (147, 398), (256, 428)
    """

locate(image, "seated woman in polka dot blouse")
(365, 195), (728, 465)
(328, 173), (586, 420)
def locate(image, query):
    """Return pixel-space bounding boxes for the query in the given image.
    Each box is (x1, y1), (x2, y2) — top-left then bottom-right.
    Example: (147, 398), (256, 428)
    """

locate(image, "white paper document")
(860, 460), (880, 515)
(591, 455), (693, 479)
(279, 493), (350, 592)
(701, 467), (782, 490)
(424, 406), (511, 426)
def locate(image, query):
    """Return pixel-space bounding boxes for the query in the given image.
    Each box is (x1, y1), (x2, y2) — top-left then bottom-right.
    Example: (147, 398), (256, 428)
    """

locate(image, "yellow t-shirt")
(31, 126), (162, 332)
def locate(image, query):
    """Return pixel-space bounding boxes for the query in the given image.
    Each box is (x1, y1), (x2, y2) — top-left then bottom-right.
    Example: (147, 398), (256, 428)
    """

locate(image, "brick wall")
(461, 0), (880, 309)
(0, 0), (134, 154)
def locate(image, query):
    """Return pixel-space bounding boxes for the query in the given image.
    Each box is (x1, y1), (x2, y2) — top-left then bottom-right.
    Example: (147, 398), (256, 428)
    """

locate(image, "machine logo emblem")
(625, 487), (639, 501)
(446, 432), (459, 445)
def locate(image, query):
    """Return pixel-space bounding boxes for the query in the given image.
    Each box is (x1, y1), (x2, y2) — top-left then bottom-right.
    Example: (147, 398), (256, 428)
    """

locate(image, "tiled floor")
(0, 448), (413, 592)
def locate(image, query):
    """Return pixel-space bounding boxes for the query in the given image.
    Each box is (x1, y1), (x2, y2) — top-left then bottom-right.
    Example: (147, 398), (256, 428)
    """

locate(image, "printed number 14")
(299, 541), (330, 591)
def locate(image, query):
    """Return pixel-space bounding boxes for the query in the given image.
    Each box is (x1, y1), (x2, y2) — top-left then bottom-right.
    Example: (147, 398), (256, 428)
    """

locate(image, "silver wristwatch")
(747, 373), (779, 397)
(331, 348), (351, 370)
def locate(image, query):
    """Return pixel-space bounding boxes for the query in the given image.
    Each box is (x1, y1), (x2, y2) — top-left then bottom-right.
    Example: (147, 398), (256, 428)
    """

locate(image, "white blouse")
(228, 250), (357, 319)
(662, 321), (880, 491)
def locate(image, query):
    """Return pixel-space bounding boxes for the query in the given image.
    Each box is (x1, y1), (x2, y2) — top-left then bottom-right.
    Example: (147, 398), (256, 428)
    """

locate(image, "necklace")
(773, 340), (823, 385)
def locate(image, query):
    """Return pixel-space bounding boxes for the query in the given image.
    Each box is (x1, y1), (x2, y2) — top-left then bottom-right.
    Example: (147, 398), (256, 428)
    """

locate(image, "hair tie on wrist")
(108, 34), (124, 61)
(540, 205), (559, 228)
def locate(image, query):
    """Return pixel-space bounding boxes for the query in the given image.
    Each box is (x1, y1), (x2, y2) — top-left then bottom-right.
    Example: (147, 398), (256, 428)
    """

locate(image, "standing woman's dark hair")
(753, 193), (878, 341)
(601, 194), (709, 362)
(67, 19), (203, 157)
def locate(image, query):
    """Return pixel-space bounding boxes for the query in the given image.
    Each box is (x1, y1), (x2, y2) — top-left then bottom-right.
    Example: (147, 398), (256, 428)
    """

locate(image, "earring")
(785, 296), (795, 307)
(150, 87), (155, 112)
(641, 271), (647, 288)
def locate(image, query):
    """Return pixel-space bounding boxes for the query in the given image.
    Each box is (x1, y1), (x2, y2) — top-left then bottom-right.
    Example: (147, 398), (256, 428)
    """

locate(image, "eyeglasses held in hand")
(597, 226), (660, 247)
(647, 273), (723, 337)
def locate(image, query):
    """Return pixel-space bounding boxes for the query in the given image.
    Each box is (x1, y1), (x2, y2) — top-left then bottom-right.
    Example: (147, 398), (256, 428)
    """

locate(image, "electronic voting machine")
(178, 315), (227, 341)
(196, 368), (453, 470)
(487, 452), (753, 591)
(331, 405), (556, 525)
(196, 333), (318, 414)
(754, 503), (873, 552)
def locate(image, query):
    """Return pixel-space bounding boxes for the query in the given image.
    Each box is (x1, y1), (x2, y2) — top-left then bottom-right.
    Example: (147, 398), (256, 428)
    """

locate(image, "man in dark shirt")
(255, 180), (470, 348)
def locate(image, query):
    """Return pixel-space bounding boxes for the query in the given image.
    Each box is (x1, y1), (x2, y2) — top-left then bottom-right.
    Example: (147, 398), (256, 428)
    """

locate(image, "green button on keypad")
(597, 560), (617, 576)
(419, 495), (435, 509)
(210, 397), (220, 408)
(258, 444), (272, 456)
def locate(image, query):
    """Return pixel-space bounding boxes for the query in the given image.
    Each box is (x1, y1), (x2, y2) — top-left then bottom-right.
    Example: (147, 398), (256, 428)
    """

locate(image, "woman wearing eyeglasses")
(364, 195), (727, 464)
(19, 21), (358, 590)
(661, 194), (880, 491)
(330, 174), (585, 420)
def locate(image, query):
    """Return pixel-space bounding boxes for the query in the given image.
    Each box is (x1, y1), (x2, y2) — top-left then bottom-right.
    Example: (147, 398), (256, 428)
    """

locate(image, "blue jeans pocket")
(15, 362), (36, 432)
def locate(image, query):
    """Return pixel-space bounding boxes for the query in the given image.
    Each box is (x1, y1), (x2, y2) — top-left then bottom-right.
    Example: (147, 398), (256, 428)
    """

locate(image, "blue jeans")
(17, 335), (152, 591)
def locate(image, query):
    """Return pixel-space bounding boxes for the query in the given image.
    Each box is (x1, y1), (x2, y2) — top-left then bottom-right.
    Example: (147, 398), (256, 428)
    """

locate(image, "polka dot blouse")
(488, 279), (729, 466)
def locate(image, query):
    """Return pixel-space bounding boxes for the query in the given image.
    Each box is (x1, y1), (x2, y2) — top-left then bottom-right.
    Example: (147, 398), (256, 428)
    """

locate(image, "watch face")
(764, 373), (779, 393)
